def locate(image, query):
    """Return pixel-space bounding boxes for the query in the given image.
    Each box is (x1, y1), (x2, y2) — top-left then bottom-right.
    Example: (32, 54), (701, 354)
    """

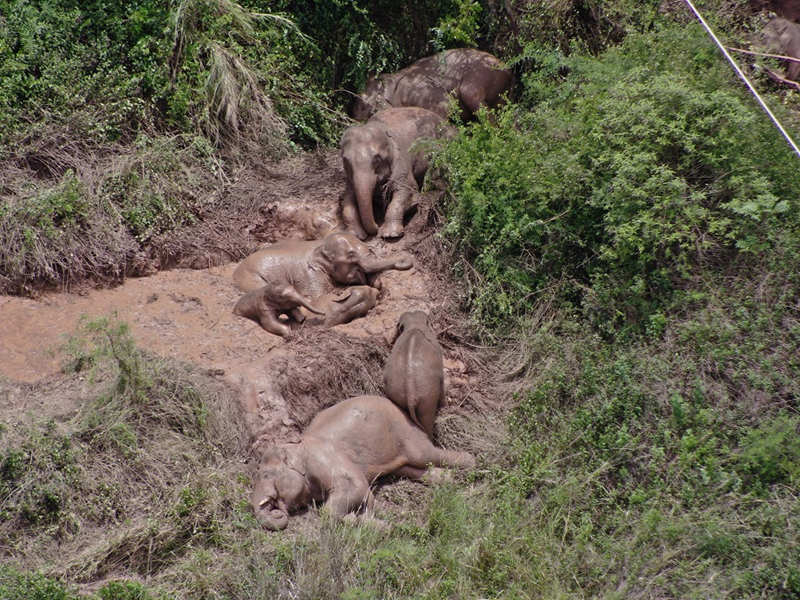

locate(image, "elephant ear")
(283, 443), (307, 476)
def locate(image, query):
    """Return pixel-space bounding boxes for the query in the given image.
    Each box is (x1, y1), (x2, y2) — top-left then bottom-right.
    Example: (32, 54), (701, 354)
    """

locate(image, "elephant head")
(251, 444), (312, 531)
(350, 75), (390, 121)
(391, 310), (430, 343)
(341, 125), (399, 238)
(314, 231), (413, 285)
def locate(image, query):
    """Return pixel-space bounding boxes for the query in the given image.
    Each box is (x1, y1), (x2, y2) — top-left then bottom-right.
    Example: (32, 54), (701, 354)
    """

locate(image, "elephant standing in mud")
(350, 48), (513, 121)
(383, 311), (444, 439)
(251, 395), (475, 530)
(341, 107), (452, 240)
(232, 232), (412, 337)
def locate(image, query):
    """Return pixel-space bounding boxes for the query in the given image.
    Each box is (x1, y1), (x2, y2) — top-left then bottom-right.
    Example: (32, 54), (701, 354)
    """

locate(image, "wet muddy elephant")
(764, 17), (800, 81)
(251, 395), (475, 530)
(232, 232), (412, 336)
(383, 311), (444, 439)
(341, 107), (452, 240)
(350, 48), (513, 121)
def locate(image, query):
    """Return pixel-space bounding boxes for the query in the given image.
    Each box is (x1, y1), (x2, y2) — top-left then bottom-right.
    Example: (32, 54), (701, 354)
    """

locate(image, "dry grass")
(0, 320), (250, 586)
(270, 329), (389, 428)
(0, 126), (284, 295)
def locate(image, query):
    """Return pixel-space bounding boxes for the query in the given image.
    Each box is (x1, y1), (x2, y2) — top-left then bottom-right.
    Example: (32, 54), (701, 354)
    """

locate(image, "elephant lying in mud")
(251, 395), (475, 530)
(232, 232), (413, 336)
(763, 17), (800, 81)
(350, 48), (513, 121)
(341, 107), (453, 240)
(383, 311), (444, 439)
(234, 284), (379, 337)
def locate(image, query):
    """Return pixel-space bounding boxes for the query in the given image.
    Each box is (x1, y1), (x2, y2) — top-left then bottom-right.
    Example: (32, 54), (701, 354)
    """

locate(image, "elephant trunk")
(359, 251), (414, 274)
(353, 171), (379, 237)
(256, 506), (289, 531)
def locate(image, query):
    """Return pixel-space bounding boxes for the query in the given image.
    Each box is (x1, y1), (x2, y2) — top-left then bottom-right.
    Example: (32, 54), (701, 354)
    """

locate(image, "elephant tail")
(405, 334), (425, 432)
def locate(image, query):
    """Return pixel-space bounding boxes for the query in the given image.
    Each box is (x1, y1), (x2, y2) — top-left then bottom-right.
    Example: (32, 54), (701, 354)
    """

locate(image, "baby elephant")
(251, 395), (474, 530)
(341, 107), (452, 240)
(383, 311), (443, 439)
(234, 284), (379, 337)
(233, 284), (326, 338)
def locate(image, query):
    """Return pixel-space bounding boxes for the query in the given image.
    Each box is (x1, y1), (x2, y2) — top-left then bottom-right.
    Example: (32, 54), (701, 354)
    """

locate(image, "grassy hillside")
(2, 0), (799, 598)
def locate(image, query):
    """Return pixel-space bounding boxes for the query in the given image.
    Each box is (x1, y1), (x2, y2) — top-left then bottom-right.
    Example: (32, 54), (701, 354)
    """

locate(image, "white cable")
(683, 0), (800, 160)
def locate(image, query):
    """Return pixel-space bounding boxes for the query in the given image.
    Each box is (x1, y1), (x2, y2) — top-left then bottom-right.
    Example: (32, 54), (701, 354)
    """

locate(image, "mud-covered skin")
(350, 48), (512, 121)
(341, 107), (452, 240)
(231, 232), (413, 336)
(233, 284), (325, 337)
(763, 17), (800, 81)
(383, 311), (444, 439)
(251, 395), (475, 529)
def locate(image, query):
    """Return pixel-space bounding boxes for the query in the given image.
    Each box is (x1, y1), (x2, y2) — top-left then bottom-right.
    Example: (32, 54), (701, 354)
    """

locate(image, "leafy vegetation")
(436, 24), (800, 334)
(2, 0), (800, 598)
(1, 318), (250, 596)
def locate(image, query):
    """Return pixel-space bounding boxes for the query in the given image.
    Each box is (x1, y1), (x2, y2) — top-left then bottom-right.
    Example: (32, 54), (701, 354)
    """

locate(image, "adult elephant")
(341, 106), (452, 240)
(232, 232), (413, 336)
(251, 395), (475, 530)
(350, 48), (513, 121)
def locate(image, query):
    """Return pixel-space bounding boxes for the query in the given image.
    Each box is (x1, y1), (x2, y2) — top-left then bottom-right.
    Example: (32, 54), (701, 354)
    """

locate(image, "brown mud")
(0, 148), (489, 462)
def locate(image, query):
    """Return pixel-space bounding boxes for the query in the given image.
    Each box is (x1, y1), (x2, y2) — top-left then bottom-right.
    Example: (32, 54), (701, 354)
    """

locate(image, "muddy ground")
(0, 148), (490, 468)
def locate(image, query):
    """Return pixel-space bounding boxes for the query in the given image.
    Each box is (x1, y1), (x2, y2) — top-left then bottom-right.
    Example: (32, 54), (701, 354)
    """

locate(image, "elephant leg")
(403, 427), (475, 471)
(416, 402), (436, 441)
(341, 187), (368, 241)
(290, 307), (306, 323)
(396, 465), (455, 485)
(258, 310), (292, 338)
(324, 472), (374, 517)
(276, 286), (326, 316)
(379, 176), (417, 240)
(234, 289), (291, 337)
(394, 465), (428, 480)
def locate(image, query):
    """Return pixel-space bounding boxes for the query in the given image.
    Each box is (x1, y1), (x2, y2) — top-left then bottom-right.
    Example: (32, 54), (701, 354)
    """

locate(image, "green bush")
(436, 23), (800, 334)
(0, 567), (79, 600)
(737, 415), (800, 491)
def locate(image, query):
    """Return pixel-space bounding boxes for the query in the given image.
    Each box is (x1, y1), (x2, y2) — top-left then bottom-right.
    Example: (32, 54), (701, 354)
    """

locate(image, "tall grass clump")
(0, 134), (224, 295)
(0, 317), (252, 596)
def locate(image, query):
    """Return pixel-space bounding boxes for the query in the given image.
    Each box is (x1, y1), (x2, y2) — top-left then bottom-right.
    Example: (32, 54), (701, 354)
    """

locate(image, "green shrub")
(737, 415), (800, 492)
(436, 23), (800, 334)
(0, 567), (79, 600)
(96, 581), (155, 600)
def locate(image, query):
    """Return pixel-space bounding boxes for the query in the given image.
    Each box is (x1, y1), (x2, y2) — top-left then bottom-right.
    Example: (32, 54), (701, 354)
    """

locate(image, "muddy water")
(0, 259), (433, 384)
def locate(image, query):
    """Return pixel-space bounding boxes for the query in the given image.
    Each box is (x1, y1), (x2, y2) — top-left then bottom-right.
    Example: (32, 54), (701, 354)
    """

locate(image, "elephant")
(251, 395), (475, 530)
(341, 106), (452, 240)
(234, 284), (380, 337)
(751, 0), (800, 22)
(383, 311), (444, 439)
(763, 17), (800, 81)
(232, 231), (413, 336)
(350, 48), (513, 121)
